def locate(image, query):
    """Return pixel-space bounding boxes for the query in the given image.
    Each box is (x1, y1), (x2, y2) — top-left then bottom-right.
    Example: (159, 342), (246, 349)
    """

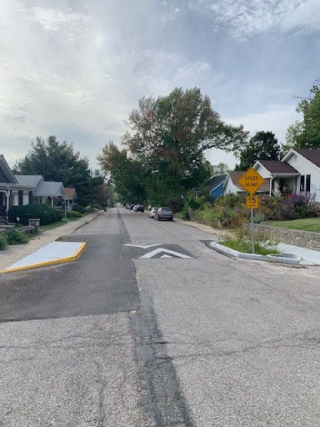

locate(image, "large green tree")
(286, 84), (320, 149)
(122, 87), (247, 203)
(235, 131), (283, 170)
(15, 136), (102, 206)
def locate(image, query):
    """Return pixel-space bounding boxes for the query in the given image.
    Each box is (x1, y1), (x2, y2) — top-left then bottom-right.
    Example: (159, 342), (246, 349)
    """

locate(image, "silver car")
(148, 207), (158, 218)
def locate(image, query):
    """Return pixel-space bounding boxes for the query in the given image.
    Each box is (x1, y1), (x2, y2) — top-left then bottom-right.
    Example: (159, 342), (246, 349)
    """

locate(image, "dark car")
(135, 204), (144, 212)
(154, 207), (173, 221)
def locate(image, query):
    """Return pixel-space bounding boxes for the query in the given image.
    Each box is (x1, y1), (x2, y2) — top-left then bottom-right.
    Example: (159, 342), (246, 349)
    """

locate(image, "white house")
(282, 149), (320, 201)
(253, 149), (320, 201)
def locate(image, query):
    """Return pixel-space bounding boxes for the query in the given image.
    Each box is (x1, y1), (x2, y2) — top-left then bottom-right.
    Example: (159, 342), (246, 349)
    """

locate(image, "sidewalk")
(0, 211), (101, 271)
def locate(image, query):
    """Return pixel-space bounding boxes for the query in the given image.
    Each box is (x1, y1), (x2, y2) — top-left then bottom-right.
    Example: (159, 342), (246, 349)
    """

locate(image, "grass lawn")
(262, 217), (320, 233)
(40, 216), (83, 232)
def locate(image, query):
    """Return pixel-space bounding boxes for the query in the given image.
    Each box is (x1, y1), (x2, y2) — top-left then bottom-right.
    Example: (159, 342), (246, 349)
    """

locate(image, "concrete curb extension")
(0, 242), (87, 275)
(210, 242), (302, 266)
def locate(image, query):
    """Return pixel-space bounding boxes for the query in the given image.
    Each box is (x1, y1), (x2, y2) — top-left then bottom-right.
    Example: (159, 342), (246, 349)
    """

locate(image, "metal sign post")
(250, 208), (255, 254)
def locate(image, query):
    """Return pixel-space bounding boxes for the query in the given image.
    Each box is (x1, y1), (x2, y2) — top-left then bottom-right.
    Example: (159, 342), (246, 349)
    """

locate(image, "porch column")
(51, 197), (54, 207)
(6, 190), (10, 221)
(269, 176), (274, 197)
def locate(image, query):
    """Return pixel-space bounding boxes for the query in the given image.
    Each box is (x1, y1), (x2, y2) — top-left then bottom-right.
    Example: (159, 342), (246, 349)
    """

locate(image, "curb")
(72, 211), (102, 233)
(0, 242), (87, 275)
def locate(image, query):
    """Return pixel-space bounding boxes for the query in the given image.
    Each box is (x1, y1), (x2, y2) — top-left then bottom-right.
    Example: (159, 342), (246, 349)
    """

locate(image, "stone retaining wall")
(252, 224), (320, 251)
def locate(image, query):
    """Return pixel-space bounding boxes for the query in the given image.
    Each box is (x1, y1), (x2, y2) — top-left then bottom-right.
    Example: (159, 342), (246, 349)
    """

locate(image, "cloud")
(186, 0), (320, 39)
(206, 104), (301, 169)
(0, 0), (316, 173)
(225, 104), (300, 145)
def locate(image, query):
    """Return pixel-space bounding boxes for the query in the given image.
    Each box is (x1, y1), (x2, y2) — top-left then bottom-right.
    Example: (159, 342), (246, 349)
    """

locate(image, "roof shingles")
(258, 160), (299, 174)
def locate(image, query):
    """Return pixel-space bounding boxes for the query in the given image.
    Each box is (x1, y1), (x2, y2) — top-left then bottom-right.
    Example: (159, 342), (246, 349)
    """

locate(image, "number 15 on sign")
(246, 195), (259, 209)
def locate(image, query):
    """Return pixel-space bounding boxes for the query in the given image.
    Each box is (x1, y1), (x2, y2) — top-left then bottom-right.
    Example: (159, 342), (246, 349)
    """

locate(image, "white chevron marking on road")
(140, 248), (191, 259)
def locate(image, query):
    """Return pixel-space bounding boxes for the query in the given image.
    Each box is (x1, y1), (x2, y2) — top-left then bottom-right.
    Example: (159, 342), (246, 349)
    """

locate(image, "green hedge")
(8, 204), (63, 226)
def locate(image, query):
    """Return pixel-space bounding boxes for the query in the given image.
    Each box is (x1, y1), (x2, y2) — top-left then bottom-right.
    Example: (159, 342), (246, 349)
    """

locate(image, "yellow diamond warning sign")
(246, 195), (259, 209)
(238, 167), (265, 195)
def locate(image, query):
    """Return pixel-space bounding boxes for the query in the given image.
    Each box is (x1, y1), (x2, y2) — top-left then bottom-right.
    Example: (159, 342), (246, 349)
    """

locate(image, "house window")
(300, 175), (305, 192)
(18, 190), (23, 206)
(306, 175), (311, 192)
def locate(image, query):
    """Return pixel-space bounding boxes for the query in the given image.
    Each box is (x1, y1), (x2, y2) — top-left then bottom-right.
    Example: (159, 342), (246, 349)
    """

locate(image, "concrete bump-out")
(2, 241), (86, 274)
(210, 241), (301, 265)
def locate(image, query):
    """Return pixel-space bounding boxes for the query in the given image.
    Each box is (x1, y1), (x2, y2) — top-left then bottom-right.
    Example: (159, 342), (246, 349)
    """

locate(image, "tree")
(121, 87), (248, 203)
(95, 181), (115, 207)
(235, 131), (282, 170)
(286, 84), (320, 149)
(211, 162), (229, 176)
(15, 136), (94, 206)
(97, 142), (147, 203)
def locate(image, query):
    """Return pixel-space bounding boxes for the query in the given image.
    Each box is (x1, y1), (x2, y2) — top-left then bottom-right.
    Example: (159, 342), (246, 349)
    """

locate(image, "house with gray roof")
(14, 175), (65, 207)
(253, 160), (300, 197)
(0, 154), (66, 219)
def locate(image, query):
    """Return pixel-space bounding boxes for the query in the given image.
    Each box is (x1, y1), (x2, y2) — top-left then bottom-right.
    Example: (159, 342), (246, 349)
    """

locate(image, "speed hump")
(246, 195), (259, 209)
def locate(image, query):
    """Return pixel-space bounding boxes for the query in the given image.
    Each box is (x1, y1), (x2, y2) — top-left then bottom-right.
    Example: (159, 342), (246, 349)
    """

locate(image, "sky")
(1, 0), (319, 170)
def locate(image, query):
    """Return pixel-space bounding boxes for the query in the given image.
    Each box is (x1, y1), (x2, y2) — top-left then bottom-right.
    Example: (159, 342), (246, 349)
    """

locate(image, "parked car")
(135, 204), (144, 212)
(154, 207), (173, 221)
(148, 207), (158, 218)
(129, 204), (135, 210)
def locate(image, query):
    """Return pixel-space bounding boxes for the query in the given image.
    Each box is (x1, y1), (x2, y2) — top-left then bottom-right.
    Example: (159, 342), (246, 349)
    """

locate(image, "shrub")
(6, 228), (29, 245)
(194, 209), (221, 226)
(8, 204), (63, 226)
(185, 195), (206, 211)
(215, 194), (243, 209)
(73, 204), (86, 214)
(67, 210), (82, 218)
(181, 206), (190, 220)
(0, 233), (7, 250)
(259, 193), (320, 221)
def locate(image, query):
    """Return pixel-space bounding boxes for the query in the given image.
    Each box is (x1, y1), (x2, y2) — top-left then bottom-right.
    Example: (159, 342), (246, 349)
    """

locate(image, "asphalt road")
(1, 208), (320, 426)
